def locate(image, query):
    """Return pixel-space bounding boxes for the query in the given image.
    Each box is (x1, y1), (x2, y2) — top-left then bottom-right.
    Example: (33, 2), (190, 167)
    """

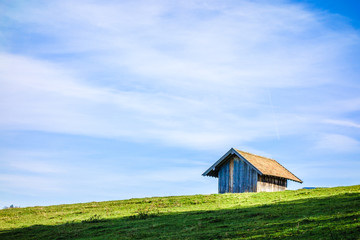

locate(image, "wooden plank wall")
(235, 156), (258, 193)
(233, 157), (240, 192)
(218, 155), (258, 193)
(257, 175), (287, 192)
(218, 155), (288, 193)
(229, 158), (234, 192)
(218, 163), (223, 193)
(218, 160), (230, 193)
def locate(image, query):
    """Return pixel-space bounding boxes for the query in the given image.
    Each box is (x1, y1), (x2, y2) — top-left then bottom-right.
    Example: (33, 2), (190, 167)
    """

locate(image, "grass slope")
(0, 185), (359, 239)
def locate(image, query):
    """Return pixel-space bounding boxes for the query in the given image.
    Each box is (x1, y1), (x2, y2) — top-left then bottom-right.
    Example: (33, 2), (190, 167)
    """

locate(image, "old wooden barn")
(202, 148), (302, 193)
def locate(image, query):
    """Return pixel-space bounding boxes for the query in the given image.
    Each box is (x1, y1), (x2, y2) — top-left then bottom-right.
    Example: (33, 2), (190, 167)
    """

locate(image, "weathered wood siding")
(218, 155), (288, 193)
(256, 175), (287, 192)
(218, 155), (258, 193)
(218, 160), (229, 193)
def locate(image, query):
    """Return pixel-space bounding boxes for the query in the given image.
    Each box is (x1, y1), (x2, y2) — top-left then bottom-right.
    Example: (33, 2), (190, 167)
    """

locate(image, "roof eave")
(289, 178), (303, 184)
(202, 148), (263, 177)
(202, 148), (235, 177)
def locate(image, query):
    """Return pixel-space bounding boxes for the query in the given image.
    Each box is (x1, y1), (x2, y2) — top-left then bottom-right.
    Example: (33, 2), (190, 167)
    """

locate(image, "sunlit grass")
(1, 185), (359, 239)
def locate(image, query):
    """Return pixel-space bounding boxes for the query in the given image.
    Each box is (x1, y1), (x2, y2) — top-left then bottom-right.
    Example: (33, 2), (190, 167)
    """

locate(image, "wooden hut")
(202, 148), (302, 193)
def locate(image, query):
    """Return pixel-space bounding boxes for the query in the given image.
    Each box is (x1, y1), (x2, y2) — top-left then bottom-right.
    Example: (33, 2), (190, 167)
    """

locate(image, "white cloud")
(324, 119), (360, 129)
(0, 174), (64, 194)
(315, 134), (360, 153)
(0, 0), (359, 150)
(0, 52), (304, 148)
(6, 160), (63, 174)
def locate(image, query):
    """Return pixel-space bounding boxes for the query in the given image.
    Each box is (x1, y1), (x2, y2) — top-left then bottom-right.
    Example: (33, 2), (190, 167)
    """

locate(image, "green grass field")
(1, 185), (359, 239)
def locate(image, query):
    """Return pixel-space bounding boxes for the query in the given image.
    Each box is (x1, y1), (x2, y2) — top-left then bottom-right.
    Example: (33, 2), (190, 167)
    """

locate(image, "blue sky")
(0, 0), (359, 207)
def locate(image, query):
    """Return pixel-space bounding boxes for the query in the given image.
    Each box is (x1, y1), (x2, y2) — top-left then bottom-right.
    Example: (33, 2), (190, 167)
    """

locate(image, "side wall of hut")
(218, 155), (258, 193)
(256, 175), (287, 192)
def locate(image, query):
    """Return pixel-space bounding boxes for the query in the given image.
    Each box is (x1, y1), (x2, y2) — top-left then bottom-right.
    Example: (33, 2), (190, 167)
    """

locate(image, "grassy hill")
(1, 185), (359, 239)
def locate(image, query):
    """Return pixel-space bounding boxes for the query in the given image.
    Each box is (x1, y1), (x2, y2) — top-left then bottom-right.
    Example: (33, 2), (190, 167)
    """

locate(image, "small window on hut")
(259, 175), (286, 187)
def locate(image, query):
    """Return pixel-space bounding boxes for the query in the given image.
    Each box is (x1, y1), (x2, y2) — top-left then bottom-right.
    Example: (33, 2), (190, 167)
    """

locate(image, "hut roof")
(202, 148), (302, 183)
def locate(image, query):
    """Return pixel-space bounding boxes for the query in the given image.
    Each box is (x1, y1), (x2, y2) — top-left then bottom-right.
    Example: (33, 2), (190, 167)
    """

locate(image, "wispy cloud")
(0, 0), (359, 151)
(314, 134), (360, 153)
(4, 158), (64, 174)
(0, 174), (65, 194)
(324, 119), (360, 129)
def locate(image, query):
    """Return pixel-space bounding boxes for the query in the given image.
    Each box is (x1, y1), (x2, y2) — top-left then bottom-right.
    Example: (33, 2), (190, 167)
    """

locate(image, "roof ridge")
(235, 148), (303, 183)
(234, 149), (277, 162)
